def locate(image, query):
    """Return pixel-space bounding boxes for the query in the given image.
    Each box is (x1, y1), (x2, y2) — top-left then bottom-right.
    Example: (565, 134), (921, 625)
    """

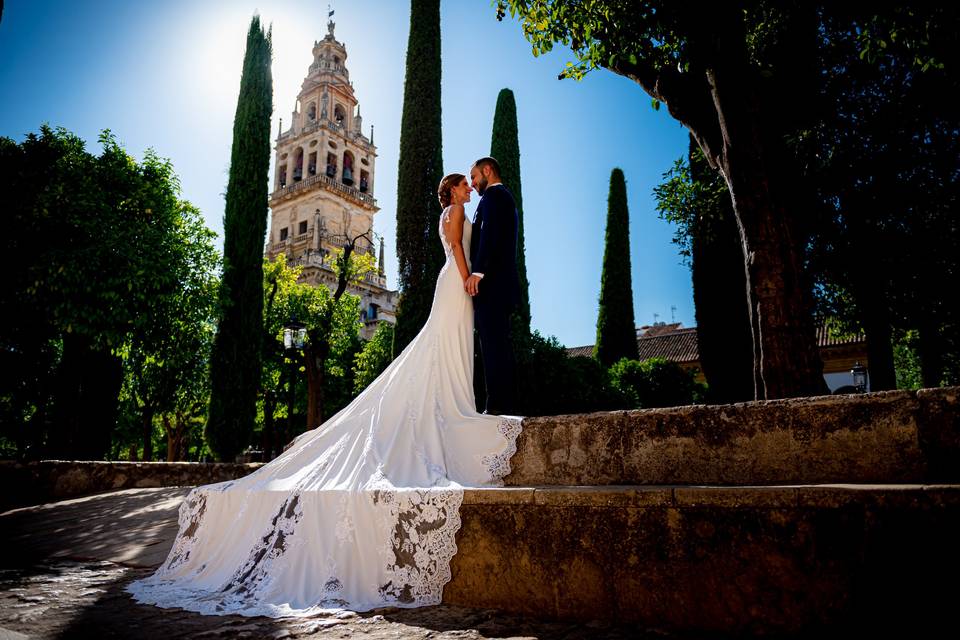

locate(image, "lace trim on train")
(480, 416), (523, 486)
(369, 472), (464, 608)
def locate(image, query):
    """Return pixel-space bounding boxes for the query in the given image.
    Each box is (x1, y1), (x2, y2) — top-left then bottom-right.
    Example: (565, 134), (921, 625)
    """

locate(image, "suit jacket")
(470, 184), (521, 308)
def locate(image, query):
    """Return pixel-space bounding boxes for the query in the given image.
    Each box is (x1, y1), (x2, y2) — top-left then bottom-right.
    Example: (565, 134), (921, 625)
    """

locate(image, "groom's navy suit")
(470, 183), (520, 414)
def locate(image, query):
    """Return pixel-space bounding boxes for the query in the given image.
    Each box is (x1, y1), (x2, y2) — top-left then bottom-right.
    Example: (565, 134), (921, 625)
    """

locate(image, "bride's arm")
(443, 205), (470, 282)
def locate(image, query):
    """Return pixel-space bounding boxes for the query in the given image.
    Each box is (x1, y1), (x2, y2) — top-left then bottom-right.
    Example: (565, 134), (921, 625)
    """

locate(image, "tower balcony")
(277, 119), (374, 152)
(270, 171), (377, 209)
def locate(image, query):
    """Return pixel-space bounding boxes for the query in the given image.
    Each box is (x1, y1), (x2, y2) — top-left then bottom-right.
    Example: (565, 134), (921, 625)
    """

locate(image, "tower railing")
(271, 171), (377, 207)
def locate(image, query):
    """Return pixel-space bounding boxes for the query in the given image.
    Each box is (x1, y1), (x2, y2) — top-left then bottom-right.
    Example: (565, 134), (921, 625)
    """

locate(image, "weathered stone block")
(506, 388), (959, 486)
(448, 485), (960, 635)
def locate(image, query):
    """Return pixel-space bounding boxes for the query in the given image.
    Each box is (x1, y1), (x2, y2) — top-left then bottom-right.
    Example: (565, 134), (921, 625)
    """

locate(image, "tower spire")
(378, 236), (385, 276)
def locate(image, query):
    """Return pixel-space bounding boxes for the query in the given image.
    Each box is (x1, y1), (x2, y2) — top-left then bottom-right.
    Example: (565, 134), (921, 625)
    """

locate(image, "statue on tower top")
(327, 5), (336, 38)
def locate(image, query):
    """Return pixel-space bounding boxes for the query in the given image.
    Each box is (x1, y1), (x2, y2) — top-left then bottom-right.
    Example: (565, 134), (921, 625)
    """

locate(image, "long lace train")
(127, 208), (523, 616)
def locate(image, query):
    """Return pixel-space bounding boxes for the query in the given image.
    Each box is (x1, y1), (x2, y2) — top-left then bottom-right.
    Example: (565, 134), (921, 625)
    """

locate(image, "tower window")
(307, 103), (316, 120)
(334, 104), (346, 125)
(342, 151), (355, 186)
(279, 227), (289, 241)
(298, 220), (308, 235)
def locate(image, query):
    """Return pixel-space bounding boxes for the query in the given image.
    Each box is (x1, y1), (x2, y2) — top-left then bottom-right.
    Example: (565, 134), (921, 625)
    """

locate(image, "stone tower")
(266, 15), (396, 339)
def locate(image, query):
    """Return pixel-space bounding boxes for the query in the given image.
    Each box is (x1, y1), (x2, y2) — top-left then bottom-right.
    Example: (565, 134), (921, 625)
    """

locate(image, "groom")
(465, 157), (520, 415)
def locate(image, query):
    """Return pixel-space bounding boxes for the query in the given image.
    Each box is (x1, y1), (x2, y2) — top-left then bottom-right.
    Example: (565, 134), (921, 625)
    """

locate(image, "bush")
(353, 321), (396, 394)
(609, 357), (705, 409)
(517, 331), (628, 416)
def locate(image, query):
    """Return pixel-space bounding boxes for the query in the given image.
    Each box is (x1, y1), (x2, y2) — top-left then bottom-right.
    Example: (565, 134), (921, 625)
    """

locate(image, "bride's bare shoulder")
(443, 203), (465, 222)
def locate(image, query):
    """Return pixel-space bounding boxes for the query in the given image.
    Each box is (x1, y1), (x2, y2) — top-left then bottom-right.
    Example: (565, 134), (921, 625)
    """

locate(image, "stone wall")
(0, 461), (263, 510)
(447, 484), (960, 635)
(506, 387), (960, 486)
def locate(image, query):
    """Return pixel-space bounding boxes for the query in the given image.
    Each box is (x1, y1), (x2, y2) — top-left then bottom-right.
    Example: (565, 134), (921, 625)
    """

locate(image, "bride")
(127, 173), (522, 617)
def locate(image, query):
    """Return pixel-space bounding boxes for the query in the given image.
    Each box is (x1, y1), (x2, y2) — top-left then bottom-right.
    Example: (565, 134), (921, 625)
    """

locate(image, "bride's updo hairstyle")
(437, 173), (466, 208)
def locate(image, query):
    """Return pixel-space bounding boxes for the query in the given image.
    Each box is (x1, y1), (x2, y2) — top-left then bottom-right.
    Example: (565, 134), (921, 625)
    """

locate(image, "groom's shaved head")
(472, 157), (501, 178)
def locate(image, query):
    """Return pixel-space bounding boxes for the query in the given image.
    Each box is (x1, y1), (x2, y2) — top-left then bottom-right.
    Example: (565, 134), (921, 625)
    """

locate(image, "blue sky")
(0, 0), (694, 348)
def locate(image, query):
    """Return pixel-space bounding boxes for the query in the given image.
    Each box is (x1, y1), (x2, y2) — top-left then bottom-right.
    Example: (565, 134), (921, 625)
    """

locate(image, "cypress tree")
(594, 168), (638, 367)
(205, 16), (273, 461)
(393, 0), (444, 353)
(490, 88), (531, 340)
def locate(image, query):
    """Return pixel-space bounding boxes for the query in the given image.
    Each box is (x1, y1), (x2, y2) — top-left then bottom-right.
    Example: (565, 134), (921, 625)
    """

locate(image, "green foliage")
(893, 331), (923, 391)
(0, 125), (217, 460)
(206, 16), (274, 461)
(608, 357), (705, 410)
(495, 0), (690, 82)
(118, 200), (220, 460)
(490, 88), (531, 341)
(517, 332), (627, 416)
(261, 255), (363, 439)
(353, 322), (396, 394)
(805, 6), (960, 389)
(653, 152), (730, 265)
(394, 0), (445, 354)
(594, 168), (638, 367)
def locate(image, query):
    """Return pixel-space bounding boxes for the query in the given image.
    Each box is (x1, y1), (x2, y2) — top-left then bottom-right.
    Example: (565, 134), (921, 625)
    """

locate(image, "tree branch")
(610, 57), (724, 169)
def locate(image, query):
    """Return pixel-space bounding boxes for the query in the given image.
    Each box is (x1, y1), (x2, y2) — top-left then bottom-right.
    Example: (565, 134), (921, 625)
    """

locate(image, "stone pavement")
(0, 488), (694, 640)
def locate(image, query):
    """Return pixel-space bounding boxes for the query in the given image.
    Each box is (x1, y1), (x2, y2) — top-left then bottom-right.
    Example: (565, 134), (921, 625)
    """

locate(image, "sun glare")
(184, 3), (316, 123)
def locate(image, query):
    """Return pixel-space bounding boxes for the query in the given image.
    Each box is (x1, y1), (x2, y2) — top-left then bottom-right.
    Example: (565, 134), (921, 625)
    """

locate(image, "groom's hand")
(465, 274), (482, 296)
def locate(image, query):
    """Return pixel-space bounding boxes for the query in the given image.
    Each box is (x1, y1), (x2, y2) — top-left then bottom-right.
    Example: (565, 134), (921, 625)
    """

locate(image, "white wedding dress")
(127, 207), (522, 617)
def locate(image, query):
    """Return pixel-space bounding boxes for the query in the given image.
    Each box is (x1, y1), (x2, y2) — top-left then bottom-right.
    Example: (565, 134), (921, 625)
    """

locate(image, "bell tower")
(266, 14), (396, 338)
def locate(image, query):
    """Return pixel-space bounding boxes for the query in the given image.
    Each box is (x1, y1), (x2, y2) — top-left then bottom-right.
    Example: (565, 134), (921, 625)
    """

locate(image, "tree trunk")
(49, 333), (84, 458)
(164, 412), (188, 461)
(304, 344), (326, 430)
(141, 409), (155, 461)
(917, 321), (944, 388)
(262, 390), (276, 460)
(705, 62), (826, 400)
(860, 290), (896, 391)
(80, 346), (123, 460)
(688, 136), (755, 404)
(50, 334), (124, 459)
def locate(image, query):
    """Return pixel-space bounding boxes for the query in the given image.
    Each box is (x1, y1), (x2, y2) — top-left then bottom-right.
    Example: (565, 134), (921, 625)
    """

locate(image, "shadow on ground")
(0, 487), (696, 639)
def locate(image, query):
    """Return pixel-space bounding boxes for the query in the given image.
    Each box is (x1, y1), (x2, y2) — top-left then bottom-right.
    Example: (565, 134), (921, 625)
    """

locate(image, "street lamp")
(851, 361), (868, 394)
(282, 317), (307, 447)
(283, 317), (307, 351)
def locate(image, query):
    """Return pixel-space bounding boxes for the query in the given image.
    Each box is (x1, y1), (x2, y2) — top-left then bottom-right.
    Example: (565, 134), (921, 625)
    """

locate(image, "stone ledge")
(448, 483), (960, 635)
(5, 485), (957, 635)
(506, 386), (960, 486)
(0, 460), (263, 510)
(461, 483), (960, 509)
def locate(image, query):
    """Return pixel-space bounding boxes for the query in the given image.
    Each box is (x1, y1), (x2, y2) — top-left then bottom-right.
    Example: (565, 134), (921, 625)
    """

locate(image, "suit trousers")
(474, 299), (517, 414)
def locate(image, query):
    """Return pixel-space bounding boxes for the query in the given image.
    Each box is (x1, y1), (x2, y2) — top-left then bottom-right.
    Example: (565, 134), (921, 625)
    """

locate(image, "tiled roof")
(636, 323), (683, 338)
(566, 323), (864, 362)
(636, 327), (700, 363)
(815, 322), (866, 347)
(566, 345), (594, 358)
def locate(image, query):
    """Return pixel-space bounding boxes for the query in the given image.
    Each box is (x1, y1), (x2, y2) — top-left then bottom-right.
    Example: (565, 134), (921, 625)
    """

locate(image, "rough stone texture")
(506, 388), (960, 486)
(917, 386), (960, 480)
(5, 486), (956, 637)
(6, 388), (958, 510)
(448, 484), (960, 636)
(0, 460), (263, 510)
